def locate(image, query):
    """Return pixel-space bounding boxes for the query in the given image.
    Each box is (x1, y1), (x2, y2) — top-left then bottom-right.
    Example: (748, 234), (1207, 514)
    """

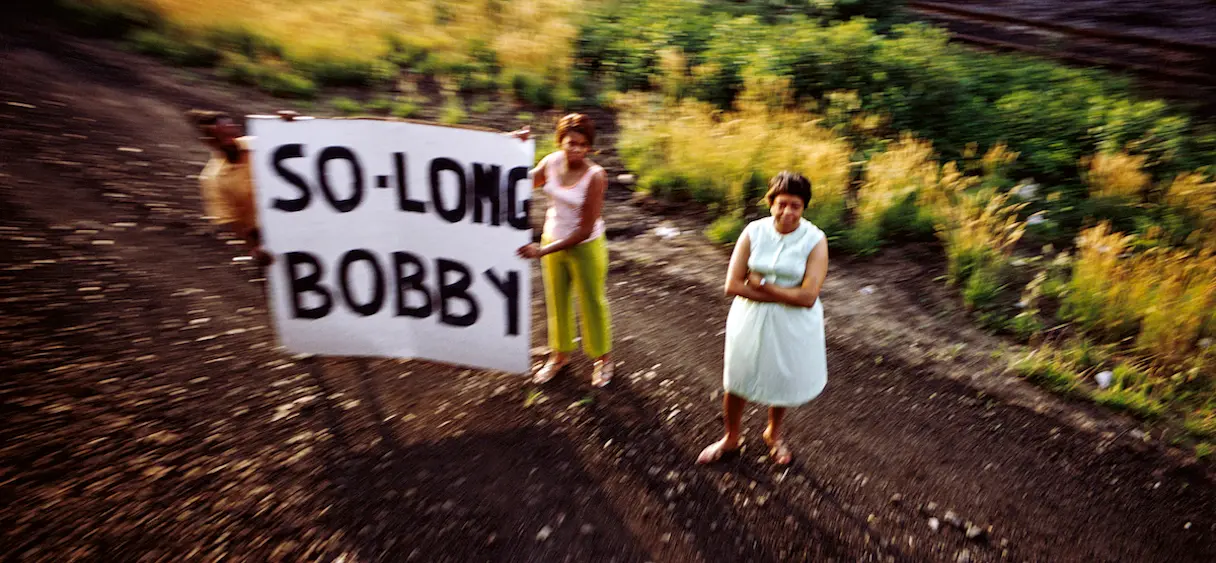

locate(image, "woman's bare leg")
(697, 393), (746, 464)
(764, 407), (792, 465)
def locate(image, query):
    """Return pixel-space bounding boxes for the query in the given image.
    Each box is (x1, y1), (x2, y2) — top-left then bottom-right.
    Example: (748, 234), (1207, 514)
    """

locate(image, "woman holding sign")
(516, 114), (614, 387)
(697, 172), (829, 466)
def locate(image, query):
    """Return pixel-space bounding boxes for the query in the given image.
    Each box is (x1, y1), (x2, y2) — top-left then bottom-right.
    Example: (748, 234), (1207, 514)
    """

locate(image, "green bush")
(574, 0), (904, 93)
(507, 71), (555, 108)
(331, 97), (363, 115)
(466, 38), (501, 74)
(220, 55), (315, 99)
(946, 244), (996, 287)
(471, 99), (493, 114)
(449, 39), (502, 93)
(203, 25), (281, 59)
(1061, 339), (1114, 372)
(879, 191), (936, 243)
(638, 169), (692, 201)
(689, 17), (768, 109)
(843, 221), (883, 257)
(575, 0), (713, 92)
(127, 28), (174, 55)
(259, 70), (318, 99)
(365, 97), (393, 113)
(1184, 409), (1216, 440)
(1089, 97), (1190, 171)
(962, 262), (1007, 311)
(413, 51), (453, 79)
(459, 70), (498, 94)
(1091, 363), (1167, 420)
(392, 101), (421, 119)
(440, 97), (467, 125)
(805, 199), (849, 242)
(300, 57), (396, 87)
(383, 34), (428, 67)
(1093, 388), (1166, 420)
(128, 29), (220, 67)
(1009, 311), (1045, 342)
(552, 84), (582, 109)
(706, 214), (747, 245)
(1013, 350), (1081, 394)
(55, 0), (163, 38)
(215, 53), (260, 85)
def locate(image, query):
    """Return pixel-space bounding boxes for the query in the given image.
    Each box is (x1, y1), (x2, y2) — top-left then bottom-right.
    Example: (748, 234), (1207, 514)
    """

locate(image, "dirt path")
(2, 26), (1214, 563)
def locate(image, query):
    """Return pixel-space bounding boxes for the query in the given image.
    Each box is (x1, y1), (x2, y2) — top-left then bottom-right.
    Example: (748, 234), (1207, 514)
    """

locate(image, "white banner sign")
(249, 118), (534, 373)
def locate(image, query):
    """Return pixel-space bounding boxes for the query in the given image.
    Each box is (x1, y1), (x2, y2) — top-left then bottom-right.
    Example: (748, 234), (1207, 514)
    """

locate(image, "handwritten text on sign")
(249, 118), (534, 373)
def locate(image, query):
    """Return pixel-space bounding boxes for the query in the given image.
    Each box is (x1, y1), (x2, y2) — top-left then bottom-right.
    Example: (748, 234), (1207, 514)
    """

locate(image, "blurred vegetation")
(53, 0), (580, 104)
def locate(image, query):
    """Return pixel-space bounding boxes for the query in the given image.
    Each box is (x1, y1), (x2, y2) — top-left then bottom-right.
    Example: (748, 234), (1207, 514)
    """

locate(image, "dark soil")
(920, 0), (1216, 45)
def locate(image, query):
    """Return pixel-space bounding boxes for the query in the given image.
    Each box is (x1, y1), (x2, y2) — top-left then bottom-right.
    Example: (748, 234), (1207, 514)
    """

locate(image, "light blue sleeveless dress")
(723, 217), (828, 407)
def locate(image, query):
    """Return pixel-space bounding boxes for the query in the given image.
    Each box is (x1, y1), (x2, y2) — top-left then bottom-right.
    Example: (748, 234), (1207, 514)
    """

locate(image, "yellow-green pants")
(542, 234), (612, 358)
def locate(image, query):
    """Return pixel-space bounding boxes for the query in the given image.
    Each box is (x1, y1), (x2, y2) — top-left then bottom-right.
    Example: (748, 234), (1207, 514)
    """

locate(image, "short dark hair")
(556, 113), (595, 146)
(185, 109), (230, 133)
(764, 171), (812, 206)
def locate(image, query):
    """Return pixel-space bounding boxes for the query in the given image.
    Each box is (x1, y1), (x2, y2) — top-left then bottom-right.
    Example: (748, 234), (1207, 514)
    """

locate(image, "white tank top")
(542, 153), (606, 243)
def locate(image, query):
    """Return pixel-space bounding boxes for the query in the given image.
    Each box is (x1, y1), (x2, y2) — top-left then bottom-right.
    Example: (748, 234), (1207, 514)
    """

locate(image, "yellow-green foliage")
(1012, 343), (1175, 421)
(851, 135), (938, 245)
(141, 0), (576, 78)
(845, 139), (1026, 261)
(981, 143), (1019, 179)
(615, 78), (853, 222)
(1186, 408), (1216, 439)
(931, 186), (1028, 286)
(1085, 151), (1151, 201)
(1062, 222), (1139, 335)
(440, 94), (467, 125)
(1166, 172), (1216, 221)
(1085, 154), (1216, 249)
(1041, 215), (1216, 429)
(654, 47), (688, 101)
(1165, 172), (1216, 244)
(1064, 222), (1216, 362)
(1011, 347), (1082, 394)
(1091, 362), (1169, 420)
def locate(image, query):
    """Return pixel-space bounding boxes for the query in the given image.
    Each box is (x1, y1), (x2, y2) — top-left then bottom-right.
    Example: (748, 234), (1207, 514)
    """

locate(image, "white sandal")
(532, 357), (567, 384)
(591, 360), (614, 388)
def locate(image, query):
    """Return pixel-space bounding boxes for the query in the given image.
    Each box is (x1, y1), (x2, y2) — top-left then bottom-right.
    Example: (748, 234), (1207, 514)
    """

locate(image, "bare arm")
(724, 232), (779, 303)
(538, 168), (606, 255)
(528, 154), (548, 189)
(753, 239), (829, 308)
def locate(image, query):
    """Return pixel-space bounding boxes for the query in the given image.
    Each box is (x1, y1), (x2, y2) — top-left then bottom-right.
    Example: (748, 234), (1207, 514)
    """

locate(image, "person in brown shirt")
(186, 109), (270, 266)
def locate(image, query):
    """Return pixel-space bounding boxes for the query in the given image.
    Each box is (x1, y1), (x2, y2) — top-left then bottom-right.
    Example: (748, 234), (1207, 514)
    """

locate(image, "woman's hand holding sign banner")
(248, 117), (535, 373)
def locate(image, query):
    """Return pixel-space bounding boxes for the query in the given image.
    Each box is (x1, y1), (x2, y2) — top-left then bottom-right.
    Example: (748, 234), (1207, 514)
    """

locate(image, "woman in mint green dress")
(698, 172), (829, 466)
